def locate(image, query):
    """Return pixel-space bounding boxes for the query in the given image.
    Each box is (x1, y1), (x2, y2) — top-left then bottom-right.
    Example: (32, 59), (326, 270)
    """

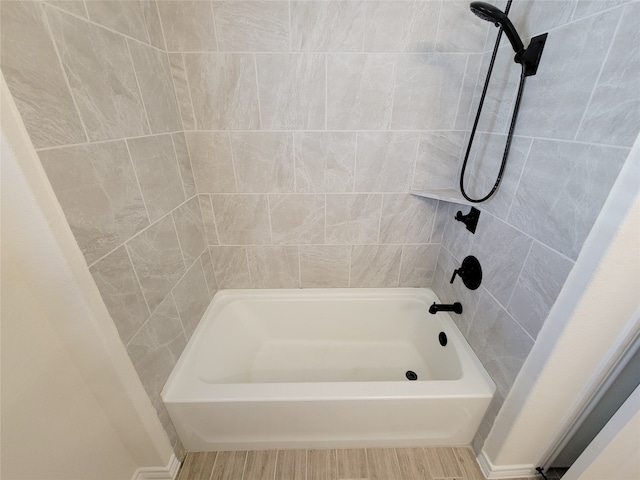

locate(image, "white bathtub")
(162, 288), (495, 451)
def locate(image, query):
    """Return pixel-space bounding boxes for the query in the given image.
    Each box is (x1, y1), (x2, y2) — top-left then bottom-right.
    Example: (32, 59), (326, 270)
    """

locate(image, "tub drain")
(405, 370), (418, 381)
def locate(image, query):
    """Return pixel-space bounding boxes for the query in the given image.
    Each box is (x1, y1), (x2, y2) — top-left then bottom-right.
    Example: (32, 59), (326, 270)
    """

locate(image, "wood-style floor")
(176, 447), (563, 479)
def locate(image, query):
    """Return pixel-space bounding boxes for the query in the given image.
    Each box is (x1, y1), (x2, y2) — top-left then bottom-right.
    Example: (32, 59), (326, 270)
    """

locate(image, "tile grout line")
(171, 133), (189, 201)
(125, 38), (154, 135)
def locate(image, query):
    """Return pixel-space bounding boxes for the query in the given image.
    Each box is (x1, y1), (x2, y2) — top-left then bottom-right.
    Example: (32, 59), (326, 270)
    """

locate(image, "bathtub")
(161, 288), (495, 451)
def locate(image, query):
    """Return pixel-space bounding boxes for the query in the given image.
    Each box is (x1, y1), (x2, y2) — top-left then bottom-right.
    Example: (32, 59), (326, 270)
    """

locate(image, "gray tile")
(269, 194), (325, 245)
(379, 194), (437, 244)
(230, 132), (294, 193)
(172, 259), (212, 338)
(455, 54), (483, 131)
(391, 53), (467, 130)
(213, 1), (289, 52)
(576, 1), (640, 147)
(1, 1), (86, 148)
(90, 246), (150, 345)
(209, 246), (252, 289)
(168, 53), (196, 130)
(325, 194), (382, 245)
(85, 0), (152, 44)
(198, 195), (219, 246)
(515, 7), (623, 140)
(509, 0), (577, 39)
(507, 139), (629, 259)
(299, 245), (350, 288)
(291, 1), (365, 52)
(430, 201), (453, 244)
(172, 196), (207, 266)
(354, 132), (419, 192)
(45, 1), (88, 18)
(399, 244), (440, 288)
(470, 213), (533, 307)
(295, 132), (356, 193)
(141, 0), (166, 50)
(572, 0), (630, 20)
(210, 194), (272, 245)
(508, 242), (574, 339)
(127, 215), (186, 312)
(327, 54), (396, 130)
(157, 0), (217, 52)
(350, 245), (402, 287)
(185, 53), (260, 130)
(130, 334), (179, 402)
(172, 132), (196, 198)
(247, 246), (300, 288)
(413, 131), (465, 191)
(468, 289), (534, 397)
(200, 250), (218, 297)
(40, 141), (149, 264)
(256, 53), (326, 130)
(185, 132), (236, 193)
(436, 0), (489, 52)
(364, 1), (440, 52)
(128, 40), (182, 134)
(127, 134), (185, 223)
(46, 7), (149, 141)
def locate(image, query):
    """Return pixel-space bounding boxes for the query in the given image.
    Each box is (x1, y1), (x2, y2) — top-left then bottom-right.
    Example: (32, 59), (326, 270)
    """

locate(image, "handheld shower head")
(470, 1), (525, 54)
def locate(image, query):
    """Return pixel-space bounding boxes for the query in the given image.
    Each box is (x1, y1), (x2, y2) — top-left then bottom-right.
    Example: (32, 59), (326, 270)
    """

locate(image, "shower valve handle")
(450, 269), (462, 284)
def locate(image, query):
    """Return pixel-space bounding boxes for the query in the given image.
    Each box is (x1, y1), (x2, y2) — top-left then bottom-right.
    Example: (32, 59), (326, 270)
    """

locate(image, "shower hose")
(459, 0), (527, 204)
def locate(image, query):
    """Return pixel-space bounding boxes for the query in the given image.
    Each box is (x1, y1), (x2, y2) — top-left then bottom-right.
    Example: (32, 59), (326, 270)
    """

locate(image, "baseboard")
(477, 450), (539, 479)
(131, 454), (181, 480)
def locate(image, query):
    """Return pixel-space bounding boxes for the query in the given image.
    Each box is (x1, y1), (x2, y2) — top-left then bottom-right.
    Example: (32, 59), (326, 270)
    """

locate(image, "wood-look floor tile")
(308, 449), (337, 480)
(396, 448), (433, 480)
(367, 448), (402, 480)
(454, 447), (484, 480)
(178, 452), (216, 480)
(210, 451), (247, 480)
(336, 449), (368, 479)
(244, 450), (278, 480)
(276, 450), (307, 479)
(424, 447), (463, 478)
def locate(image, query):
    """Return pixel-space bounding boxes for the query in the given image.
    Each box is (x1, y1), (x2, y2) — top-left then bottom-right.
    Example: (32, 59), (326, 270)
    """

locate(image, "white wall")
(1, 75), (174, 479)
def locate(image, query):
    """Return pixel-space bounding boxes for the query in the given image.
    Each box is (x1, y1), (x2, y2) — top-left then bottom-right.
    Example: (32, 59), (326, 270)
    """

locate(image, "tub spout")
(429, 302), (463, 314)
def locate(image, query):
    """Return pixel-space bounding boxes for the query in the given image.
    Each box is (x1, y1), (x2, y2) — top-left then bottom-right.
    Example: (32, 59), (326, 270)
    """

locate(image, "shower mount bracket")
(517, 33), (548, 77)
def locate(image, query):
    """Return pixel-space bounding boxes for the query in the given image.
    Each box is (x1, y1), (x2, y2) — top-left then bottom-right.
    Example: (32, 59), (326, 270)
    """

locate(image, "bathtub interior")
(195, 294), (464, 384)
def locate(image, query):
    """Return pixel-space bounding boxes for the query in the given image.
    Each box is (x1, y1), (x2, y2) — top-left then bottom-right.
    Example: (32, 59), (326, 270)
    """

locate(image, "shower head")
(470, 2), (525, 55)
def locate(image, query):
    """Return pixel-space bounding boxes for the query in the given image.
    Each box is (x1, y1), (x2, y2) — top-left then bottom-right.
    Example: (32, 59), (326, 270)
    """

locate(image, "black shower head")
(470, 1), (525, 54)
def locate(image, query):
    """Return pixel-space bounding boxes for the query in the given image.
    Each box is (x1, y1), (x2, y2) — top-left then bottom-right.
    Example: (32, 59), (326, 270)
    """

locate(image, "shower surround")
(1, 0), (638, 457)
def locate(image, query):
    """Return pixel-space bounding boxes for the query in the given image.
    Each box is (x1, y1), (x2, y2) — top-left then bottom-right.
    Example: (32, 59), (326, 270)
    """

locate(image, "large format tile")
(39, 141), (149, 264)
(168, 54), (196, 130)
(157, 0), (217, 52)
(127, 134), (185, 223)
(515, 7), (623, 140)
(89, 246), (150, 345)
(172, 132), (196, 198)
(327, 54), (396, 130)
(85, 0), (154, 45)
(210, 194), (272, 245)
(470, 213), (533, 307)
(391, 53), (467, 130)
(198, 195), (219, 245)
(256, 53), (326, 130)
(295, 132), (356, 193)
(291, 1), (364, 52)
(45, 1), (88, 18)
(413, 131), (466, 191)
(399, 244), (439, 288)
(269, 194), (325, 245)
(507, 139), (629, 259)
(436, 0), (488, 52)
(127, 215), (186, 312)
(364, 1), (440, 52)
(247, 246), (300, 288)
(355, 132), (419, 192)
(325, 194), (382, 244)
(379, 194), (437, 244)
(185, 53), (260, 130)
(128, 40), (182, 134)
(46, 7), (149, 141)
(172, 196), (207, 266)
(0, 1), (86, 148)
(185, 132), (236, 193)
(172, 259), (211, 338)
(299, 245), (350, 288)
(350, 245), (402, 287)
(508, 242), (574, 339)
(576, 1), (640, 147)
(213, 1), (289, 52)
(230, 132), (294, 193)
(208, 246), (251, 289)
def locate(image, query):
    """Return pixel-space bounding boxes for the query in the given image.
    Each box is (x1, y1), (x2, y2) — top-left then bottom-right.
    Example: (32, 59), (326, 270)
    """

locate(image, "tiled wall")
(0, 0), (209, 452)
(161, 0), (493, 290)
(429, 0), (640, 452)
